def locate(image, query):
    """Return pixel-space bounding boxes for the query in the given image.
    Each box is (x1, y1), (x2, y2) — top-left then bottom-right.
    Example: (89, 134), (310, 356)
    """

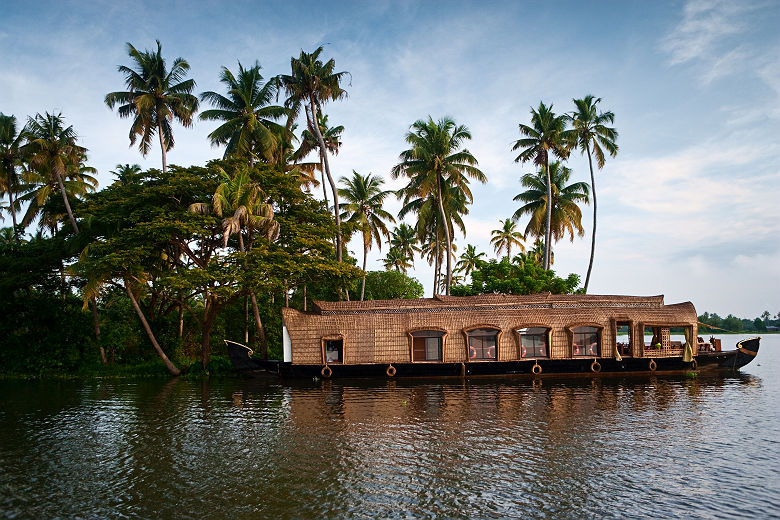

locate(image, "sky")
(2, 0), (779, 318)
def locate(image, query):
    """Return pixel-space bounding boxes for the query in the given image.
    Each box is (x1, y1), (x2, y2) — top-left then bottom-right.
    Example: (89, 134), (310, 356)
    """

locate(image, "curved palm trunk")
(543, 159), (552, 270)
(124, 279), (180, 376)
(90, 298), (107, 365)
(361, 237), (368, 301)
(584, 143), (597, 293)
(309, 99), (342, 262)
(7, 190), (18, 239)
(319, 149), (329, 208)
(436, 174), (452, 295)
(157, 121), (167, 173)
(56, 173), (79, 234)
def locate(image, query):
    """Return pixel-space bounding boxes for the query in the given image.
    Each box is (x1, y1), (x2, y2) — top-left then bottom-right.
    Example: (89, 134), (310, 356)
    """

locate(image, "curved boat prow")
(225, 339), (264, 371)
(718, 337), (760, 370)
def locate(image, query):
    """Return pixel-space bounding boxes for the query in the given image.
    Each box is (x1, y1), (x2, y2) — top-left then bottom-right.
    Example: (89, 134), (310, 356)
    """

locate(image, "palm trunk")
(309, 99), (342, 262)
(433, 233), (440, 296)
(157, 121), (167, 173)
(543, 159), (552, 270)
(361, 237), (368, 301)
(583, 143), (597, 293)
(249, 292), (268, 359)
(124, 279), (180, 376)
(435, 174), (452, 295)
(319, 149), (329, 208)
(90, 298), (107, 365)
(178, 303), (184, 339)
(56, 173), (79, 234)
(8, 191), (18, 239)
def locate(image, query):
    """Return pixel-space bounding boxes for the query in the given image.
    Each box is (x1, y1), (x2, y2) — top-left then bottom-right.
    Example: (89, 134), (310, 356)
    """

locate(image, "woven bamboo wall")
(282, 294), (697, 365)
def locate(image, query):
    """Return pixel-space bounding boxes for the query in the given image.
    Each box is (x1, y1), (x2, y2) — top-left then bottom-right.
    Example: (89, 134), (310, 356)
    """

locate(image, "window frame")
(566, 323), (603, 358)
(463, 324), (502, 362)
(407, 327), (447, 363)
(513, 324), (551, 359)
(612, 318), (634, 358)
(321, 334), (345, 364)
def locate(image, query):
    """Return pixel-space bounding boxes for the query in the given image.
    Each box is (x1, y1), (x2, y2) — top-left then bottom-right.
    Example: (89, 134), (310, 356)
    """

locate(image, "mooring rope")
(697, 321), (738, 334)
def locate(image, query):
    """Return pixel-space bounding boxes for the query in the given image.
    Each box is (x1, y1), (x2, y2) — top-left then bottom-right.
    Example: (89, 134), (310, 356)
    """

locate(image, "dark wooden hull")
(226, 338), (760, 380)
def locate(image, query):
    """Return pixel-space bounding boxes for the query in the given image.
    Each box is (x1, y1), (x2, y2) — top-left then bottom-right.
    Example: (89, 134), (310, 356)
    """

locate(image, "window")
(616, 322), (632, 357)
(468, 328), (499, 361)
(518, 327), (548, 358)
(411, 330), (444, 362)
(324, 339), (343, 363)
(572, 326), (600, 357)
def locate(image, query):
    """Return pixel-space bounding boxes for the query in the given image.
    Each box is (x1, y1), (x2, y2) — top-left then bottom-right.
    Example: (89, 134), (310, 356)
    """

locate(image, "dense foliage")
(451, 256), (580, 296)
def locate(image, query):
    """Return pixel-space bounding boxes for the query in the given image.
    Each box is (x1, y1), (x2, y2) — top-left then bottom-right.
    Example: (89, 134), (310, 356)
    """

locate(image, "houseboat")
(226, 293), (760, 378)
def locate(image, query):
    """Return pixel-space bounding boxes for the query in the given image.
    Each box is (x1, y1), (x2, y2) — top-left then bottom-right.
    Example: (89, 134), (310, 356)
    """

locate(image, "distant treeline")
(698, 311), (779, 333)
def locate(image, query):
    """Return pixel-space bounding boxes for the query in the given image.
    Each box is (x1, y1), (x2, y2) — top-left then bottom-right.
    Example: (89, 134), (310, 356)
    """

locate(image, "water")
(1, 334), (778, 519)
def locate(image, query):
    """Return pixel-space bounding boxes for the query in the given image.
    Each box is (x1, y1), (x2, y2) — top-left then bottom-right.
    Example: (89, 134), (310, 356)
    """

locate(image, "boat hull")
(227, 338), (760, 379)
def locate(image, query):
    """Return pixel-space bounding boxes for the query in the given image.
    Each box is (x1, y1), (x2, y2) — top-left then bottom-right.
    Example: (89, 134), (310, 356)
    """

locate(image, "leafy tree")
(455, 244), (485, 277)
(490, 218), (525, 260)
(568, 95), (618, 293)
(451, 256), (580, 296)
(392, 116), (485, 294)
(278, 46), (349, 261)
(105, 40), (199, 173)
(200, 61), (287, 164)
(361, 270), (424, 300)
(512, 102), (572, 269)
(512, 161), (589, 246)
(0, 114), (24, 238)
(294, 112), (343, 207)
(110, 163), (142, 185)
(338, 171), (395, 300)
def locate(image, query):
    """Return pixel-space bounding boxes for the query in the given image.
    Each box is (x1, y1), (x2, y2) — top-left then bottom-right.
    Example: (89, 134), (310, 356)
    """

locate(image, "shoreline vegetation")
(1, 42), (774, 379)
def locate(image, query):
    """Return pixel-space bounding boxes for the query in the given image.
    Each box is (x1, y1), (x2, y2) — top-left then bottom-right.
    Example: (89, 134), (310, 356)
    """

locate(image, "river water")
(1, 334), (777, 519)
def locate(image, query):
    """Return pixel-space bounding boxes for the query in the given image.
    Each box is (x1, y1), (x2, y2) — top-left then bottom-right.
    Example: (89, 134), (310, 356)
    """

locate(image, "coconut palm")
(110, 163), (142, 185)
(512, 102), (572, 269)
(200, 61), (288, 164)
(527, 238), (554, 267)
(338, 171), (395, 300)
(455, 244), (485, 277)
(21, 112), (94, 233)
(278, 46), (349, 261)
(105, 40), (198, 173)
(389, 223), (420, 268)
(0, 114), (25, 239)
(383, 246), (412, 273)
(512, 161), (590, 251)
(392, 116), (485, 294)
(294, 112), (343, 207)
(490, 219), (525, 260)
(568, 95), (618, 293)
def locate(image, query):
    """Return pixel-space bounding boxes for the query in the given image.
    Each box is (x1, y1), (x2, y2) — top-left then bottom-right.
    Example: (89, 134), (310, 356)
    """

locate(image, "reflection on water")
(1, 336), (778, 519)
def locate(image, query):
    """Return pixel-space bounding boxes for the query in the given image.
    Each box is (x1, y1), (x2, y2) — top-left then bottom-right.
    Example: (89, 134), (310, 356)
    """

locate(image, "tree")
(338, 171), (395, 300)
(455, 244), (486, 277)
(361, 270), (423, 300)
(21, 112), (93, 234)
(294, 112), (343, 207)
(278, 46), (349, 262)
(512, 102), (572, 269)
(110, 163), (142, 185)
(490, 218), (525, 260)
(388, 222), (420, 270)
(451, 256), (580, 296)
(383, 246), (412, 273)
(526, 238), (553, 267)
(0, 114), (24, 239)
(200, 61), (288, 164)
(512, 161), (590, 250)
(105, 40), (198, 173)
(568, 95), (618, 293)
(392, 116), (485, 294)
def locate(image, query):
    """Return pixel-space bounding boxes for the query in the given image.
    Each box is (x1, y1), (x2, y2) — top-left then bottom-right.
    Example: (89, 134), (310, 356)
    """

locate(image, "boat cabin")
(281, 293), (698, 366)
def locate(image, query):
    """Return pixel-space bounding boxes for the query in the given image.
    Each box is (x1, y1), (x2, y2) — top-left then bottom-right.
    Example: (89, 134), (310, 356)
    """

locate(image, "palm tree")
(455, 244), (485, 277)
(392, 116), (485, 294)
(490, 219), (525, 260)
(338, 171), (395, 300)
(0, 114), (25, 239)
(383, 247), (412, 273)
(389, 223), (420, 268)
(200, 61), (288, 164)
(294, 112), (343, 207)
(568, 95), (618, 293)
(278, 46), (349, 261)
(21, 112), (93, 234)
(527, 238), (553, 267)
(512, 102), (572, 269)
(190, 167), (279, 357)
(512, 161), (590, 254)
(105, 40), (198, 173)
(110, 163), (142, 185)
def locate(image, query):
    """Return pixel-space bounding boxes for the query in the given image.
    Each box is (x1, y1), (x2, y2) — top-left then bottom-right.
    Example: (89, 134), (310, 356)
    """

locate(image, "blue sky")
(2, 0), (779, 317)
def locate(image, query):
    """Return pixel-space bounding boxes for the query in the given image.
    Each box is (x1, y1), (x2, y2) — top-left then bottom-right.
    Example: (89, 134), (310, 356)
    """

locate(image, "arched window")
(467, 328), (499, 361)
(517, 327), (549, 358)
(572, 326), (600, 357)
(410, 330), (444, 362)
